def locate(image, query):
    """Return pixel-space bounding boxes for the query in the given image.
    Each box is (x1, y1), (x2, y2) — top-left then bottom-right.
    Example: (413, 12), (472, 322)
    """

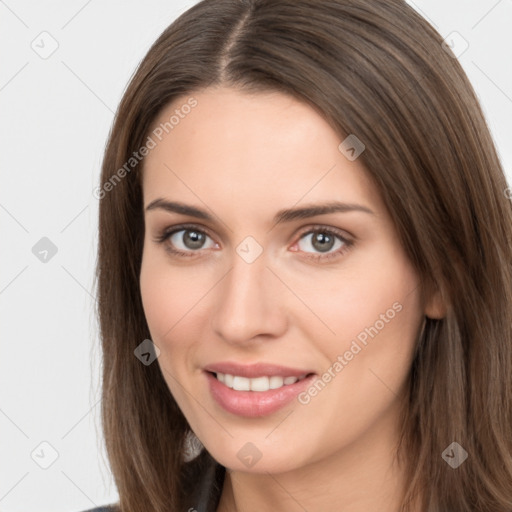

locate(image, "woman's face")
(140, 86), (441, 473)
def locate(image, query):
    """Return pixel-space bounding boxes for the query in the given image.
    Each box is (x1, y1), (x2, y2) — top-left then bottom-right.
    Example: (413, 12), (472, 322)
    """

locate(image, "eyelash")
(153, 223), (354, 262)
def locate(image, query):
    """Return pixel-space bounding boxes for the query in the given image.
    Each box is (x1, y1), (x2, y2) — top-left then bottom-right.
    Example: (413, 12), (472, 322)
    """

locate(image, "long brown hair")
(94, 1), (512, 510)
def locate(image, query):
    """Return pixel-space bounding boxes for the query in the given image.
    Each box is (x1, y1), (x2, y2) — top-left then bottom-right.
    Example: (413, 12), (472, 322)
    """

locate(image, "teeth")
(215, 373), (307, 391)
(233, 376), (251, 391)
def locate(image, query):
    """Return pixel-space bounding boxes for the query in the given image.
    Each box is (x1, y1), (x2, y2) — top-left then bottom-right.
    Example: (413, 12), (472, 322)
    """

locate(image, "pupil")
(184, 230), (204, 249)
(313, 232), (334, 253)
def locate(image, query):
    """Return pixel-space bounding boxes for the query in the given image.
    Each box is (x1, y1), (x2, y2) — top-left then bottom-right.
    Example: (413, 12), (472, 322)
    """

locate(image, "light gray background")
(1, 1), (511, 510)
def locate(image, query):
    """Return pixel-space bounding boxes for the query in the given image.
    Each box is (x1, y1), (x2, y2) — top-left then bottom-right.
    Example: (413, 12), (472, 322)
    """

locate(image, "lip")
(204, 370), (317, 418)
(203, 361), (315, 378)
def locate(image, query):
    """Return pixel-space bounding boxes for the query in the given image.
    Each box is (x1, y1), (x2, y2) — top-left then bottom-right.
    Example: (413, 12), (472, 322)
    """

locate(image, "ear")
(424, 285), (447, 319)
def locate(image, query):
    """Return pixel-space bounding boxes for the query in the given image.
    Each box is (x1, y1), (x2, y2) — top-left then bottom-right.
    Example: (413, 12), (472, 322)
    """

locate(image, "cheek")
(300, 246), (423, 374)
(140, 247), (199, 339)
(139, 248), (212, 374)
(139, 258), (170, 339)
(292, 263), (422, 457)
(139, 249), (188, 360)
(139, 253), (199, 409)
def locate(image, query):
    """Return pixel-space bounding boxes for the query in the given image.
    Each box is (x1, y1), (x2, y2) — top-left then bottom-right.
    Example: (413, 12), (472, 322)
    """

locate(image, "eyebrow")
(145, 198), (375, 224)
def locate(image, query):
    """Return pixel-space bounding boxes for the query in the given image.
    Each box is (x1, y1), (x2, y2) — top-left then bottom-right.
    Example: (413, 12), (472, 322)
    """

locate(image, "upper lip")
(203, 361), (315, 378)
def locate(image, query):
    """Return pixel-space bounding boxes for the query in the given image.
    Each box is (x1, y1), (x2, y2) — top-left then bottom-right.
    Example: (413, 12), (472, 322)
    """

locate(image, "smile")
(214, 372), (310, 391)
(204, 371), (317, 417)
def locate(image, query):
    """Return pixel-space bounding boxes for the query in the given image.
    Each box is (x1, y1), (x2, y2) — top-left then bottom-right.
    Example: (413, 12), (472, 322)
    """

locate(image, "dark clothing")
(80, 451), (225, 512)
(185, 450), (226, 512)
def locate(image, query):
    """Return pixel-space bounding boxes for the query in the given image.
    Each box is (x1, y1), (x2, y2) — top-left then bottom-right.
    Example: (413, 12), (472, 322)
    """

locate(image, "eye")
(153, 223), (354, 262)
(292, 226), (354, 262)
(153, 224), (217, 257)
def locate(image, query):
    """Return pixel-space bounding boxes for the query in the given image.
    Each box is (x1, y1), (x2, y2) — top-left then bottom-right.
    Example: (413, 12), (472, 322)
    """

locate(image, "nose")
(210, 248), (288, 346)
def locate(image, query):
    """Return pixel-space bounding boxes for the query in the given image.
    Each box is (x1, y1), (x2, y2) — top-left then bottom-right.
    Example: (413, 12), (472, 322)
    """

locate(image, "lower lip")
(204, 371), (317, 417)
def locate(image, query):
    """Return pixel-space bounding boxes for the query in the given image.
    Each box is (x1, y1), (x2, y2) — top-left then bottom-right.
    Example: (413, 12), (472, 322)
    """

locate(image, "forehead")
(142, 87), (382, 218)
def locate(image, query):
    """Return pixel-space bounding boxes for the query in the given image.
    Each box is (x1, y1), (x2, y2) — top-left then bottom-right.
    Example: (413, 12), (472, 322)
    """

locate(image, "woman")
(87, 0), (512, 511)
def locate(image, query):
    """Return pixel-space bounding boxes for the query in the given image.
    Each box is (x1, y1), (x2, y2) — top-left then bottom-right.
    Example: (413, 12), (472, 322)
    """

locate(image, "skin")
(139, 86), (445, 512)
